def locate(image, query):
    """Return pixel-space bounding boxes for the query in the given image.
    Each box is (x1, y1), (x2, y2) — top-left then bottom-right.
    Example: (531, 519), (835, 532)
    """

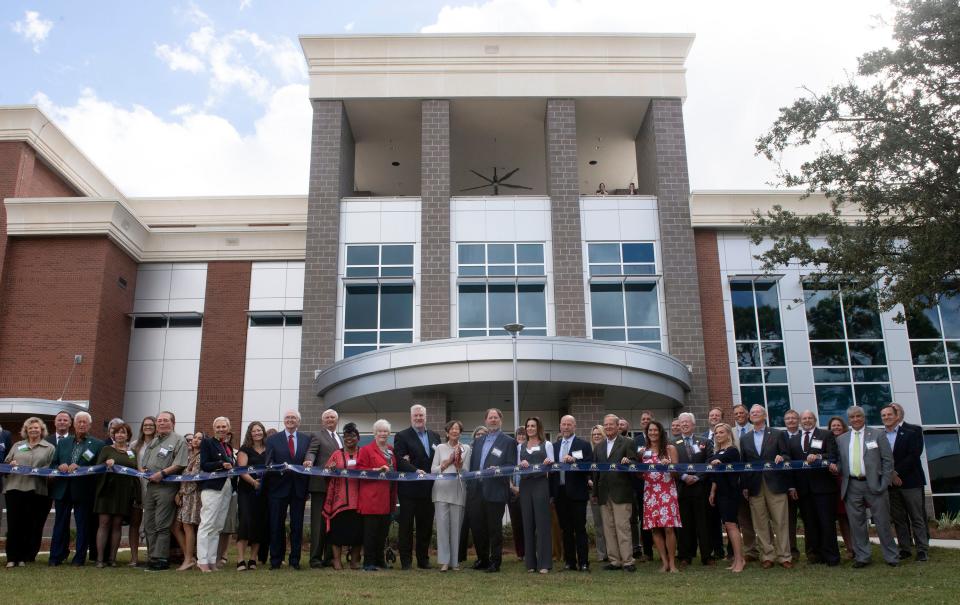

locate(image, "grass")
(6, 547), (960, 605)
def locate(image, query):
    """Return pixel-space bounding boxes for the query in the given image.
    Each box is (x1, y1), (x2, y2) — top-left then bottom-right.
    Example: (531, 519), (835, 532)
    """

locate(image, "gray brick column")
(635, 98), (707, 419)
(420, 100), (452, 340)
(413, 390), (449, 433)
(567, 388), (605, 438)
(545, 99), (586, 337)
(300, 100), (354, 431)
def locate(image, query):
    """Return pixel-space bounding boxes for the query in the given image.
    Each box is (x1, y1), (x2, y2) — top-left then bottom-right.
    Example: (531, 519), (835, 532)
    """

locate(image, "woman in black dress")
(708, 423), (744, 572)
(236, 421), (268, 570)
(322, 422), (363, 569)
(93, 422), (139, 567)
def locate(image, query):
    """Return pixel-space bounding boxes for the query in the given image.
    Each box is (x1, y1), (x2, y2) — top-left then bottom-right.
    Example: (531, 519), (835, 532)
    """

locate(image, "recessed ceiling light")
(391, 161), (400, 167)
(588, 160), (598, 166)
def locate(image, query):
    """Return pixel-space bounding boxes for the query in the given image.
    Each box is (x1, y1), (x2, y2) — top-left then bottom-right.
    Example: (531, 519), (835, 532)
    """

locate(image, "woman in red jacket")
(357, 419), (398, 571)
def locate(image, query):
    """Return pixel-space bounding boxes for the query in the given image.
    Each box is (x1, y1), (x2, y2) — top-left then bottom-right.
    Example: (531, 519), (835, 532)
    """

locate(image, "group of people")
(0, 400), (930, 574)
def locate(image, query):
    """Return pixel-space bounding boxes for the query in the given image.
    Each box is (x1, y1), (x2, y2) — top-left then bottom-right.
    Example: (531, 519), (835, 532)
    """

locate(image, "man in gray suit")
(305, 408), (343, 568)
(832, 406), (898, 567)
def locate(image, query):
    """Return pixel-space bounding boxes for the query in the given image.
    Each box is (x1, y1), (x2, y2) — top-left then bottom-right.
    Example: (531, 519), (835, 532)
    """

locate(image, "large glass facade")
(343, 244), (414, 358)
(587, 242), (661, 349)
(907, 295), (960, 425)
(803, 284), (891, 425)
(730, 280), (790, 426)
(457, 243), (547, 337)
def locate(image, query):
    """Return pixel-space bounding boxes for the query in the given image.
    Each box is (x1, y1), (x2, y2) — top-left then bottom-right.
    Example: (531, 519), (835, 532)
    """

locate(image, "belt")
(850, 476), (867, 481)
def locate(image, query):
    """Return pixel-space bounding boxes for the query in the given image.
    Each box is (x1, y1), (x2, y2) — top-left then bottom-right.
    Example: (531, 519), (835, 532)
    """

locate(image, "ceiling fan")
(460, 167), (532, 195)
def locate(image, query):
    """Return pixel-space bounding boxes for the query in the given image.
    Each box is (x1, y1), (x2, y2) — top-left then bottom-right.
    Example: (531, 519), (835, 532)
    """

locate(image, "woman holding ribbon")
(517, 416), (555, 574)
(431, 419), (471, 571)
(708, 423), (744, 573)
(93, 421), (140, 567)
(197, 417), (237, 572)
(322, 422), (364, 569)
(640, 420), (681, 572)
(3, 417), (55, 567)
(173, 431), (203, 571)
(236, 421), (268, 570)
(357, 419), (398, 571)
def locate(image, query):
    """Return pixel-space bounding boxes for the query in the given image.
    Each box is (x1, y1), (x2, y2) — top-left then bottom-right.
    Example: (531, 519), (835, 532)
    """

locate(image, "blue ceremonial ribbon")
(0, 459), (830, 482)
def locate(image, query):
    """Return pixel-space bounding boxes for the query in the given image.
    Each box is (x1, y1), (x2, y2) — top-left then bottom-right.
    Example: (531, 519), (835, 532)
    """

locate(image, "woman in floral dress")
(639, 420), (681, 572)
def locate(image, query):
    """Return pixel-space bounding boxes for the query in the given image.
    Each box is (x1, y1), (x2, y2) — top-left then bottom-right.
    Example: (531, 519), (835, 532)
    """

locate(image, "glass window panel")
(344, 345), (377, 358)
(458, 244), (485, 265)
(730, 281), (758, 341)
(914, 366), (949, 381)
(381, 266), (413, 277)
(517, 264), (545, 276)
(764, 368), (788, 383)
(754, 281), (783, 340)
(810, 342), (848, 366)
(487, 244), (514, 264)
(590, 264), (621, 276)
(517, 284), (546, 328)
(458, 285), (486, 328)
(523, 328), (547, 336)
(638, 342), (661, 351)
(459, 265), (485, 277)
(622, 243), (655, 263)
(952, 367), (960, 381)
(736, 343), (761, 368)
(344, 285), (378, 329)
(848, 341), (887, 366)
(346, 245), (378, 266)
(381, 244), (413, 266)
(740, 386), (765, 408)
(488, 284), (517, 328)
(134, 316), (167, 329)
(804, 288), (844, 339)
(907, 306), (943, 339)
(628, 328), (661, 342)
(590, 284), (625, 327)
(487, 265), (516, 276)
(379, 285), (413, 329)
(380, 331), (413, 344)
(814, 368), (851, 383)
(956, 384), (960, 421)
(739, 369), (763, 384)
(815, 385), (855, 426)
(249, 315), (283, 327)
(169, 316), (202, 328)
(345, 266), (378, 278)
(911, 340), (947, 365)
(623, 264), (656, 275)
(766, 386), (791, 427)
(344, 331), (377, 344)
(761, 343), (786, 367)
(852, 368), (890, 382)
(625, 283), (659, 327)
(843, 290), (883, 339)
(947, 342), (960, 364)
(918, 384), (957, 425)
(459, 329), (487, 338)
(854, 384), (890, 424)
(284, 315), (302, 327)
(924, 431), (960, 494)
(933, 496), (960, 518)
(593, 328), (626, 341)
(516, 244), (544, 264)
(941, 295), (960, 339)
(588, 243), (620, 264)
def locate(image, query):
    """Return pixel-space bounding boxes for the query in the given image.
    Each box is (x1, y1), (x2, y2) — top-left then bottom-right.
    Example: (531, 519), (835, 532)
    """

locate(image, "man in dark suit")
(781, 409), (803, 559)
(48, 411), (104, 566)
(788, 410), (840, 566)
(264, 409), (312, 570)
(394, 403), (442, 570)
(549, 414), (593, 571)
(45, 410), (73, 446)
(305, 408), (342, 568)
(740, 404), (794, 569)
(594, 414), (637, 572)
(674, 412), (714, 566)
(881, 404), (929, 562)
(466, 407), (517, 573)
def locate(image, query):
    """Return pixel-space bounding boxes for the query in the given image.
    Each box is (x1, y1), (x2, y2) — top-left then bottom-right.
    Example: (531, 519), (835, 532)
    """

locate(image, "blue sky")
(2, 0), (895, 196)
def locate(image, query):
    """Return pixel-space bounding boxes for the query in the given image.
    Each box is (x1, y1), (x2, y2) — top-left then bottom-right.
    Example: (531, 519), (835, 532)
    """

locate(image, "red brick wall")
(694, 229), (735, 422)
(194, 261), (251, 442)
(27, 156), (81, 197)
(0, 236), (136, 437)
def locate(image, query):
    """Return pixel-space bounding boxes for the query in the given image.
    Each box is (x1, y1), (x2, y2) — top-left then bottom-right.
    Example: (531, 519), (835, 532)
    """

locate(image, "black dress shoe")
(623, 564), (637, 572)
(899, 551), (912, 560)
(563, 564), (576, 571)
(579, 564), (590, 572)
(401, 563), (412, 570)
(886, 561), (898, 567)
(484, 565), (500, 573)
(852, 561), (870, 569)
(916, 552), (928, 562)
(603, 563), (621, 571)
(290, 563), (301, 570)
(417, 562), (432, 570)
(472, 560), (489, 570)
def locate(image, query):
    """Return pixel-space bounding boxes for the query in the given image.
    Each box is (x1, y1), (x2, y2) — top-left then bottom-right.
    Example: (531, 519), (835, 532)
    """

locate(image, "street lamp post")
(503, 322), (525, 430)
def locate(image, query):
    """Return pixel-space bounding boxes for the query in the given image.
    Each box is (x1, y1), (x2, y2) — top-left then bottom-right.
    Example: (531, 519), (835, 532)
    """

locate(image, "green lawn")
(7, 548), (959, 604)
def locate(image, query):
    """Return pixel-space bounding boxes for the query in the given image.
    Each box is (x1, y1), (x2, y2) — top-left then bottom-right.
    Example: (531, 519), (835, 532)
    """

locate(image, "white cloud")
(344, 21), (355, 32)
(155, 43), (205, 73)
(12, 10), (53, 52)
(422, 0), (896, 190)
(33, 86), (312, 196)
(239, 0), (253, 10)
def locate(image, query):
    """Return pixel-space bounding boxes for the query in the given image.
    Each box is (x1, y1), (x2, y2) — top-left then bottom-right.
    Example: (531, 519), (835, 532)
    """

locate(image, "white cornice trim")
(689, 191), (867, 228)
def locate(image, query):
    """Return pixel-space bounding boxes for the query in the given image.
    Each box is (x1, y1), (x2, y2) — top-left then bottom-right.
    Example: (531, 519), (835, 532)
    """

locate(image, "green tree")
(753, 0), (960, 317)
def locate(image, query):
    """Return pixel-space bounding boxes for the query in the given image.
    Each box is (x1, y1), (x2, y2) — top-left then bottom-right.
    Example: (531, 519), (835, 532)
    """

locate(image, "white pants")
(435, 501), (464, 567)
(197, 482), (232, 565)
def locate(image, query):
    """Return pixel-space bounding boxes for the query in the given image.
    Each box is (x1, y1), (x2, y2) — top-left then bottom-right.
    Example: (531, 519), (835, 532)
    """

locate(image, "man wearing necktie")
(549, 415), (593, 571)
(673, 412), (714, 567)
(881, 404), (929, 562)
(730, 404), (758, 562)
(786, 410), (840, 566)
(305, 409), (344, 568)
(394, 403), (442, 569)
(265, 409), (312, 570)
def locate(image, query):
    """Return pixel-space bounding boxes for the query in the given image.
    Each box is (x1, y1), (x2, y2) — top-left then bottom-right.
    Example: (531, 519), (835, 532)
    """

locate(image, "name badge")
(19, 444), (30, 452)
(528, 445), (541, 453)
(158, 447), (170, 457)
(637, 445), (644, 453)
(431, 443), (437, 450)
(347, 459), (357, 467)
(692, 443), (701, 455)
(572, 450), (583, 460)
(127, 450), (135, 458)
(866, 441), (878, 450)
(810, 439), (823, 449)
(82, 449), (95, 461)
(491, 447), (503, 458)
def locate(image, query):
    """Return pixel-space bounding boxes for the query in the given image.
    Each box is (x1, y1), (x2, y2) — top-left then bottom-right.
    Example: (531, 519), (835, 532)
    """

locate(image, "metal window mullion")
(375, 283), (382, 349)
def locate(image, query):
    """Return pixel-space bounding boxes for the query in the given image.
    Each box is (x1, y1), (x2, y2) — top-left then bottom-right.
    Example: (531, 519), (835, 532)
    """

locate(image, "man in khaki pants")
(739, 405), (795, 569)
(593, 414), (637, 572)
